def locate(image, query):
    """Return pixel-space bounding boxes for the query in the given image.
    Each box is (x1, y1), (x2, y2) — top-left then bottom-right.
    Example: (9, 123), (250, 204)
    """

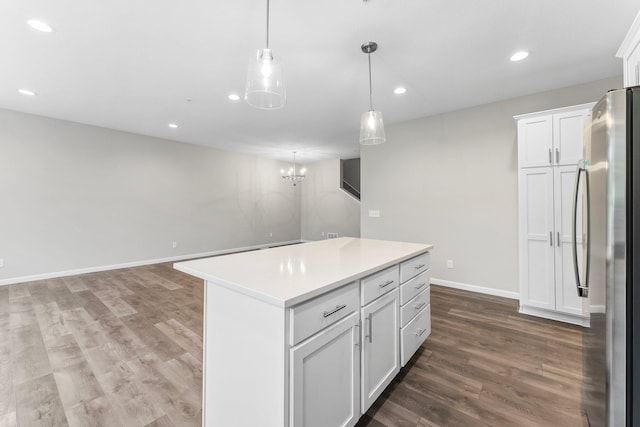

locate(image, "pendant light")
(359, 42), (386, 145)
(281, 152), (306, 186)
(245, 0), (286, 109)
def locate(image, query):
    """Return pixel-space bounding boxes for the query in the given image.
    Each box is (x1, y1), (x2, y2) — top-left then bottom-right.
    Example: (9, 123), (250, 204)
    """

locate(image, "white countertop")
(174, 237), (433, 307)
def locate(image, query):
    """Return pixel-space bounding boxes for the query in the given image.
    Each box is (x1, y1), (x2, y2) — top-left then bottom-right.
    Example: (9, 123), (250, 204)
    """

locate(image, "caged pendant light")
(245, 0), (286, 109)
(359, 42), (386, 145)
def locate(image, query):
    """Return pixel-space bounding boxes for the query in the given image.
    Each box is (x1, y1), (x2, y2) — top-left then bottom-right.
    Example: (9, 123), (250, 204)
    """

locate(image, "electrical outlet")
(0, 258), (3, 268)
(447, 259), (453, 269)
(269, 232), (273, 237)
(327, 232), (338, 239)
(368, 210), (381, 218)
(172, 241), (178, 249)
(321, 232), (325, 236)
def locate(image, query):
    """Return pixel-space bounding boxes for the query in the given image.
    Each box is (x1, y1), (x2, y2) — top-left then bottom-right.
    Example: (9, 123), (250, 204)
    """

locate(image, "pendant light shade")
(359, 42), (385, 145)
(360, 110), (385, 145)
(245, 0), (286, 109)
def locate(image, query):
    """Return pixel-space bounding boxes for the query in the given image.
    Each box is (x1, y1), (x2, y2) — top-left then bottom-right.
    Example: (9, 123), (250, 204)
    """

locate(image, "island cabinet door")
(290, 312), (360, 427)
(361, 289), (400, 413)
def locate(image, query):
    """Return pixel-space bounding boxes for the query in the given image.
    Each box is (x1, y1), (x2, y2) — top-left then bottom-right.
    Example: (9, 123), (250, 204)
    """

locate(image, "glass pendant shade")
(245, 48), (286, 109)
(359, 110), (386, 145)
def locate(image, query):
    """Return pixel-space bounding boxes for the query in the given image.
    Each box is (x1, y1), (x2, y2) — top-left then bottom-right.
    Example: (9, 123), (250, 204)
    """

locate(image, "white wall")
(361, 76), (622, 296)
(0, 108), (301, 282)
(301, 158), (360, 241)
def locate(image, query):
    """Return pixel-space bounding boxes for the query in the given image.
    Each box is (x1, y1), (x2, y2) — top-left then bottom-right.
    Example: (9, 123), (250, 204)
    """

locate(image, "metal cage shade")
(245, 48), (286, 109)
(359, 110), (386, 145)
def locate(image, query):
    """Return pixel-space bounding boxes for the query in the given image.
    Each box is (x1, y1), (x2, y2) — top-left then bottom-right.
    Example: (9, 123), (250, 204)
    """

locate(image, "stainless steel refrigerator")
(575, 87), (640, 426)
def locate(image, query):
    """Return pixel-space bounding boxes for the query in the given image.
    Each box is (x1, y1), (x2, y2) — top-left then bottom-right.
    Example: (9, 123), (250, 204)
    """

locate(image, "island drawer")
(400, 304), (431, 366)
(400, 252), (430, 283)
(400, 287), (430, 327)
(399, 270), (430, 305)
(290, 281), (359, 346)
(360, 264), (399, 306)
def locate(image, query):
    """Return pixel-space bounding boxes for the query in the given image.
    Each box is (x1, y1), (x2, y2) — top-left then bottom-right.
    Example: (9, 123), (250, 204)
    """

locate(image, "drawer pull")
(414, 264), (426, 270)
(415, 282), (427, 290)
(415, 328), (427, 337)
(323, 304), (347, 318)
(379, 280), (394, 288)
(415, 302), (426, 311)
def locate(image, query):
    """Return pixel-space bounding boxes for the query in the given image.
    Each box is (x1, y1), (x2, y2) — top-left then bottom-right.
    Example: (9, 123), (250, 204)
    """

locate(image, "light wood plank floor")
(1, 264), (585, 426)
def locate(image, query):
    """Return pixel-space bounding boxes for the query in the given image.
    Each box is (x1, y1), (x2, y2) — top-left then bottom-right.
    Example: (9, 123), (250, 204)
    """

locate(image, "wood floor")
(1, 264), (585, 427)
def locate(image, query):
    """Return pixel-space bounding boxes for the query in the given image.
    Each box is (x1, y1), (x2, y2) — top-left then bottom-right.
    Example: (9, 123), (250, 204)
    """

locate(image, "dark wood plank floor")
(1, 264), (586, 426)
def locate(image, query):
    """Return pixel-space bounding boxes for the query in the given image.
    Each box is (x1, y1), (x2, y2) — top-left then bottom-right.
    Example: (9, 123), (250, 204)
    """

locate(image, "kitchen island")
(174, 237), (433, 427)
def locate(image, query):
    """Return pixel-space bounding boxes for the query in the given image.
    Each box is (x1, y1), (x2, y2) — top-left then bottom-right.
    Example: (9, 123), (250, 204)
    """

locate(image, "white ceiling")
(1, 0), (638, 163)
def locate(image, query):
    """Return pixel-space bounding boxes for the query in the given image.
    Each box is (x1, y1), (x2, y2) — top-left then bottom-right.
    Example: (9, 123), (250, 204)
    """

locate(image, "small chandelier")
(245, 0), (286, 109)
(359, 41), (386, 145)
(281, 152), (306, 186)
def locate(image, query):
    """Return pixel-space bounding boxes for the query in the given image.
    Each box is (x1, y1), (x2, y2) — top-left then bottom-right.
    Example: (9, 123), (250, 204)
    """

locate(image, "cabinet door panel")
(554, 110), (588, 166)
(519, 168), (556, 310)
(290, 312), (360, 427)
(517, 116), (553, 167)
(361, 289), (399, 413)
(554, 166), (586, 315)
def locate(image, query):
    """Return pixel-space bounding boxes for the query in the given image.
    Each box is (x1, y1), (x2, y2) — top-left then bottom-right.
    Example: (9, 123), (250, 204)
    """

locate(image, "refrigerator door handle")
(572, 160), (590, 298)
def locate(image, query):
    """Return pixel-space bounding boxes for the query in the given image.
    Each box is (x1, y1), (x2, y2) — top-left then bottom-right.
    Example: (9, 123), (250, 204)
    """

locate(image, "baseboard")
(519, 305), (590, 327)
(430, 278), (519, 300)
(0, 240), (303, 286)
(590, 305), (606, 314)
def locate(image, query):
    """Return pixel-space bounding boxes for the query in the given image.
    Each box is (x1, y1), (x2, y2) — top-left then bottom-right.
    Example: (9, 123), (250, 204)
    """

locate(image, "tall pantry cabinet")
(515, 103), (593, 326)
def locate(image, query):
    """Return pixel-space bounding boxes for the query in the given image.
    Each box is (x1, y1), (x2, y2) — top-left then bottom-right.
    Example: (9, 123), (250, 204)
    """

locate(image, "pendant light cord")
(368, 53), (373, 111)
(266, 0), (270, 49)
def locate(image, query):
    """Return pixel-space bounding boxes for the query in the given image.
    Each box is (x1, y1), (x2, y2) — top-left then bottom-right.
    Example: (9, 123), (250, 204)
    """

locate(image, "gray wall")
(0, 108), (301, 282)
(301, 158), (360, 241)
(361, 76), (622, 295)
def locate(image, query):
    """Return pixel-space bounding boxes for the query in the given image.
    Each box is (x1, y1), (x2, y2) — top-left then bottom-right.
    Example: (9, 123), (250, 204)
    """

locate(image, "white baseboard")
(590, 305), (606, 314)
(430, 278), (519, 300)
(0, 240), (303, 287)
(519, 305), (590, 327)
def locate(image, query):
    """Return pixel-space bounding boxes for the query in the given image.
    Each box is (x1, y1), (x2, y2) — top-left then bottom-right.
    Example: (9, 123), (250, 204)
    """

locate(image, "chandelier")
(281, 152), (306, 186)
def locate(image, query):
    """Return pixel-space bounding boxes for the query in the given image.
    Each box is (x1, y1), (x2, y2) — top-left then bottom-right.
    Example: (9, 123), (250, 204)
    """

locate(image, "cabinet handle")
(415, 328), (427, 337)
(548, 148), (552, 164)
(415, 282), (427, 290)
(414, 264), (426, 270)
(555, 148), (560, 164)
(379, 280), (394, 288)
(557, 231), (561, 247)
(415, 302), (426, 311)
(368, 313), (373, 343)
(549, 231), (553, 247)
(323, 304), (347, 318)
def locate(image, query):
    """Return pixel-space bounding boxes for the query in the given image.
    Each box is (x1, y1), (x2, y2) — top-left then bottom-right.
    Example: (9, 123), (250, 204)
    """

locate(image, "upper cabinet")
(515, 104), (593, 168)
(617, 11), (640, 87)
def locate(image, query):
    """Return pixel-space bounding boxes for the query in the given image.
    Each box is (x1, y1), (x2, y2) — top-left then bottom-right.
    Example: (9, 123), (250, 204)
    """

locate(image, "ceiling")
(1, 1), (638, 163)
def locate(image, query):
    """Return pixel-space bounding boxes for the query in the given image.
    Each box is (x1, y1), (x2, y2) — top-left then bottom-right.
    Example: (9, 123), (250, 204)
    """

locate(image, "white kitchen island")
(174, 237), (433, 427)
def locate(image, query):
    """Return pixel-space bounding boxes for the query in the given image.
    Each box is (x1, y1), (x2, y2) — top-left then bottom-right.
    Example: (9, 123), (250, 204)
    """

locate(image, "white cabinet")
(517, 107), (591, 168)
(290, 312), (360, 427)
(516, 104), (592, 326)
(177, 239), (433, 427)
(360, 289), (399, 412)
(398, 254), (431, 367)
(617, 11), (640, 86)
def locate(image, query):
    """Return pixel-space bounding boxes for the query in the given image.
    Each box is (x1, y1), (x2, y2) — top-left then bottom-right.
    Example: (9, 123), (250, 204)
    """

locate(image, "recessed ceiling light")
(168, 123), (178, 129)
(510, 51), (529, 62)
(228, 94), (240, 101)
(18, 89), (37, 96)
(394, 87), (407, 95)
(27, 19), (53, 33)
